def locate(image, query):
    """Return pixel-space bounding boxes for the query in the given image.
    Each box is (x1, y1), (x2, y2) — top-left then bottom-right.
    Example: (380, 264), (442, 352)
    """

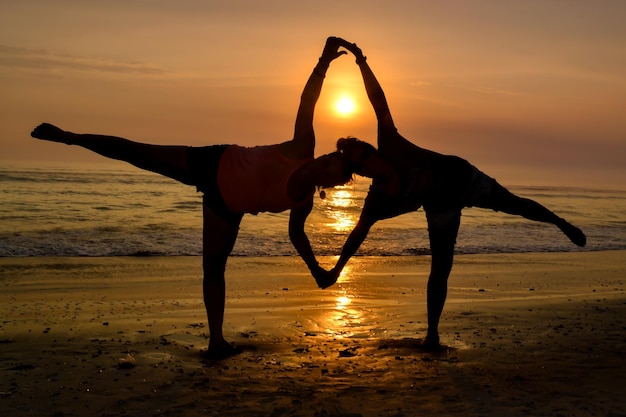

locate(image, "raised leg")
(201, 198), (243, 359)
(31, 123), (193, 185)
(423, 209), (461, 351)
(476, 182), (586, 247)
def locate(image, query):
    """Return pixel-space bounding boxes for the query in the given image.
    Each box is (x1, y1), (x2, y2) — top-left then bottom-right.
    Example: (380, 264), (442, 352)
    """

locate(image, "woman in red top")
(30, 37), (362, 359)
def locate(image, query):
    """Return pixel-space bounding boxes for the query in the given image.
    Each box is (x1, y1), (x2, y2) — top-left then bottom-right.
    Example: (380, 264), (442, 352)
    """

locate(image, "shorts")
(187, 145), (242, 224)
(463, 166), (499, 208)
(422, 162), (498, 212)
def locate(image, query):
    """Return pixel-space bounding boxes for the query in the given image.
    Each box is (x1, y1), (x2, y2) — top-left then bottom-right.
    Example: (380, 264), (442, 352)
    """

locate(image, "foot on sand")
(416, 335), (445, 352)
(204, 341), (242, 360)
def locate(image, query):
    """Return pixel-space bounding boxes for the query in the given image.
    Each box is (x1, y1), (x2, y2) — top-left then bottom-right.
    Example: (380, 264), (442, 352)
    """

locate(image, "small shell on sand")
(118, 353), (136, 369)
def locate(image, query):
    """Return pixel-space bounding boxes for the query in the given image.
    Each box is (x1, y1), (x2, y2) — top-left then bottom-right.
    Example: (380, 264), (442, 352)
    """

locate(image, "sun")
(334, 96), (356, 117)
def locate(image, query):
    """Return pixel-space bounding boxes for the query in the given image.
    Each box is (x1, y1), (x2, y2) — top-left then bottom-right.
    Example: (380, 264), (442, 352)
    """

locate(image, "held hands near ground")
(311, 264), (340, 289)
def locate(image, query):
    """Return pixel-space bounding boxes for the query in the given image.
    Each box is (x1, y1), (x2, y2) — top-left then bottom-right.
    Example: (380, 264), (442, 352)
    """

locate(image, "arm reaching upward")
(286, 37), (348, 287)
(337, 40), (396, 135)
(288, 37), (347, 159)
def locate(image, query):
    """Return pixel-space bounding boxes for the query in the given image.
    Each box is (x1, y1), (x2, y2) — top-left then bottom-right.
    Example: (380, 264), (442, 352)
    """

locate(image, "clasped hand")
(311, 264), (340, 289)
(319, 36), (348, 64)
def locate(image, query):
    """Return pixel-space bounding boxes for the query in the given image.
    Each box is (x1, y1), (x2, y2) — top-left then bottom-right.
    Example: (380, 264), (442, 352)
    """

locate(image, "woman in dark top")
(319, 39), (586, 351)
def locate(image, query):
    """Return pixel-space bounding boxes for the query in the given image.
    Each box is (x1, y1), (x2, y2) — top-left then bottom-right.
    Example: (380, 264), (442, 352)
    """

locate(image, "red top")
(217, 144), (312, 214)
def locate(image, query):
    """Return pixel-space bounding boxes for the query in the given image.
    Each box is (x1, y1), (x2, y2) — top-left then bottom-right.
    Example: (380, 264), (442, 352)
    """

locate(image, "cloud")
(468, 86), (521, 97)
(0, 44), (169, 76)
(409, 81), (432, 87)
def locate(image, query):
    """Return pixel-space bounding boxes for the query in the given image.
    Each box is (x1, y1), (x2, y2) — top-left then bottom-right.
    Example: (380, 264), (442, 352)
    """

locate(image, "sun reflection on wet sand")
(327, 294), (365, 339)
(336, 295), (351, 308)
(322, 264), (370, 339)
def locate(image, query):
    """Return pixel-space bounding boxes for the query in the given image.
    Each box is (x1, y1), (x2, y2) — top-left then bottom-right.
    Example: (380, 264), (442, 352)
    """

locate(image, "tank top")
(217, 144), (312, 214)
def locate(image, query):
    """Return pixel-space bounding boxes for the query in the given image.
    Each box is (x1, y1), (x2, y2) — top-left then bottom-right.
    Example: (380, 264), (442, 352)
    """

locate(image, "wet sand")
(1, 251), (625, 416)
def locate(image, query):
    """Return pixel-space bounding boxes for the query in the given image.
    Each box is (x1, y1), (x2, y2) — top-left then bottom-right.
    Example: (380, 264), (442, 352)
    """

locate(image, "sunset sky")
(2, 0), (625, 188)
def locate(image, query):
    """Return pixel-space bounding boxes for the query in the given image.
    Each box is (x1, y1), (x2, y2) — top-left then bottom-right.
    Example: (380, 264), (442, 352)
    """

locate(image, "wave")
(1, 166), (624, 257)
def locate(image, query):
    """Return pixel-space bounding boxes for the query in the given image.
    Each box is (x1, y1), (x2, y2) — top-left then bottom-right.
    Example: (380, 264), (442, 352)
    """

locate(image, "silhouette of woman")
(319, 39), (586, 350)
(30, 37), (352, 359)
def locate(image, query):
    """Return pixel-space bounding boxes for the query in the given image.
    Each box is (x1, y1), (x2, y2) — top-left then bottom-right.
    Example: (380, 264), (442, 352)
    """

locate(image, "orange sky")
(1, 1), (625, 188)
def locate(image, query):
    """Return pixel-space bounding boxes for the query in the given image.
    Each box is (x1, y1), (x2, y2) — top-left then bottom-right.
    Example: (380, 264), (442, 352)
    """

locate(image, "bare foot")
(560, 222), (586, 247)
(204, 340), (242, 360)
(31, 123), (70, 144)
(417, 334), (444, 352)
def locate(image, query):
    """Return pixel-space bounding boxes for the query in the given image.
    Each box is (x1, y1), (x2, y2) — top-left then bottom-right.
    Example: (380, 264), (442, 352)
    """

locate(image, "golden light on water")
(331, 189), (352, 207)
(324, 187), (357, 232)
(336, 295), (351, 308)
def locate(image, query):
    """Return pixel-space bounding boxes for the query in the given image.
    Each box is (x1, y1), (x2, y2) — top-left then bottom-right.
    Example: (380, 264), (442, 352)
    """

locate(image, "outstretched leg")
(476, 182), (586, 247)
(201, 199), (243, 359)
(31, 123), (193, 185)
(423, 209), (461, 351)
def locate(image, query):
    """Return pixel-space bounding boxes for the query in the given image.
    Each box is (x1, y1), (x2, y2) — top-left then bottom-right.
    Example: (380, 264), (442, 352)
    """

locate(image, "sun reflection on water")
(323, 186), (357, 232)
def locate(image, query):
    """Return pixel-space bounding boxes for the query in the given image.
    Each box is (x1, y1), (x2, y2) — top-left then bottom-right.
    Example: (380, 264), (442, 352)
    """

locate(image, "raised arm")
(287, 37), (347, 159)
(337, 40), (396, 136)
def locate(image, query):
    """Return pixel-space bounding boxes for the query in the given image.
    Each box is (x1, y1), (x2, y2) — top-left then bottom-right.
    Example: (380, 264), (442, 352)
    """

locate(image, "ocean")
(1, 164), (624, 258)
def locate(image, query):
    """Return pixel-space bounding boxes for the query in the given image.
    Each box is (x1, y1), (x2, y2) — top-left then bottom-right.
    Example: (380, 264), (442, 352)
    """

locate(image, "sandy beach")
(1, 251), (625, 417)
